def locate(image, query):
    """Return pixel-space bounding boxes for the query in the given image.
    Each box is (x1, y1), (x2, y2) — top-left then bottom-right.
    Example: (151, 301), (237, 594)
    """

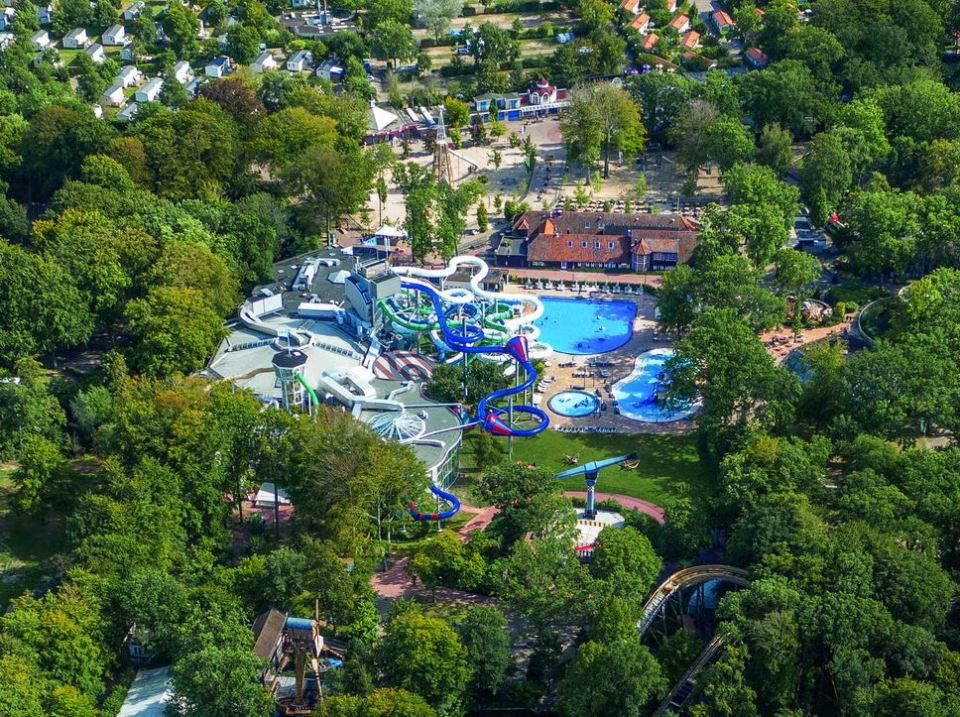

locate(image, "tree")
(673, 101), (754, 172)
(476, 202), (488, 232)
(560, 83), (645, 177)
(370, 19), (418, 68)
(11, 434), (65, 515)
(558, 640), (665, 717)
(589, 526), (662, 605)
(773, 248), (821, 299)
(427, 359), (509, 407)
(17, 104), (114, 201)
(318, 689), (437, 717)
(252, 107), (338, 169)
(414, 0), (464, 42)
(163, 3), (201, 58)
(172, 641), (274, 717)
(283, 142), (374, 236)
(367, 0), (414, 27)
(668, 308), (799, 453)
(0, 241), (94, 364)
(471, 22), (519, 70)
(124, 286), (229, 377)
(145, 241), (240, 316)
(800, 130), (853, 224)
(378, 607), (472, 716)
(226, 25), (261, 65)
(738, 59), (824, 136)
(442, 97), (471, 130)
(756, 123), (793, 175)
(456, 606), (511, 699)
(722, 163), (800, 228)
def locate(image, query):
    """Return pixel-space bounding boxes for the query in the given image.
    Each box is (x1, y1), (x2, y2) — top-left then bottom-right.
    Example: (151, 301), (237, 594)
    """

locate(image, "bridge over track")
(636, 565), (750, 637)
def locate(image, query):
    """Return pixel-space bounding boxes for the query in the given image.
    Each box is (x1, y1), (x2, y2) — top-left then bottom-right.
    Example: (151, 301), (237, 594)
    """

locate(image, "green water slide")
(294, 372), (320, 409)
(378, 299), (439, 332)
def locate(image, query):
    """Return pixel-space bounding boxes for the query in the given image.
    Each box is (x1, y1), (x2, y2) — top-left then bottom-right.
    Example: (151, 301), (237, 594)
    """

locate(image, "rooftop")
(118, 666), (174, 717)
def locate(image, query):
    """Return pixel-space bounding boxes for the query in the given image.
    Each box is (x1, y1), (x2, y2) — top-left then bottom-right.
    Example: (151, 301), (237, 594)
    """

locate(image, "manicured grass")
(0, 468), (67, 608)
(459, 430), (709, 509)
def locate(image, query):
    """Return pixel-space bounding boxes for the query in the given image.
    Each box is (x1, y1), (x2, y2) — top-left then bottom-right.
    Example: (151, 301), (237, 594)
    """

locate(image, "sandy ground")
(760, 315), (855, 365)
(372, 116), (566, 234)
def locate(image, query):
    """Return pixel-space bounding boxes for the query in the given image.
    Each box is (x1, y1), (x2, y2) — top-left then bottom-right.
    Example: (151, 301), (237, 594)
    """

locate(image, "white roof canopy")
(370, 103), (399, 132)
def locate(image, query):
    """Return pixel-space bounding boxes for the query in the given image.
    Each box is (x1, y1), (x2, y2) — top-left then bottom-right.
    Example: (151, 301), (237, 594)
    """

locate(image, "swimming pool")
(534, 297), (636, 355)
(548, 390), (600, 417)
(612, 349), (698, 423)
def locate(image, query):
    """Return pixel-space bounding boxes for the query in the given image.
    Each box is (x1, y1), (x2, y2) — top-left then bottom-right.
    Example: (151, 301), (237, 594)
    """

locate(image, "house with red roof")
(712, 9), (735, 33)
(630, 12), (651, 32)
(495, 210), (700, 271)
(668, 13), (690, 32)
(620, 0), (642, 14)
(744, 47), (769, 68)
(680, 29), (700, 49)
(641, 32), (659, 52)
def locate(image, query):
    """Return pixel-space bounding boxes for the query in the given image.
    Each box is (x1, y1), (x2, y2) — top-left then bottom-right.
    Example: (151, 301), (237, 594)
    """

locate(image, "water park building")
(205, 247), (464, 488)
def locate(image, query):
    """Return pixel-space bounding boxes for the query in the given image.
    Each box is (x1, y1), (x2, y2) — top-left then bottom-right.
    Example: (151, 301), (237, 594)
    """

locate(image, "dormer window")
(595, 240), (601, 249)
(581, 241), (588, 248)
(608, 241), (615, 249)
(567, 240), (573, 248)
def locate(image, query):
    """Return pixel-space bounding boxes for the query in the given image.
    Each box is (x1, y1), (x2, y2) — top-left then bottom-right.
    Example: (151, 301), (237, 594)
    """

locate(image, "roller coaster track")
(636, 565), (749, 716)
(636, 565), (750, 637)
(651, 633), (729, 717)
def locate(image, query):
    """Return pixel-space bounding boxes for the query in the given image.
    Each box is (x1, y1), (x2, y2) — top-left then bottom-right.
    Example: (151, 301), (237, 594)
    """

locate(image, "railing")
(651, 633), (729, 717)
(636, 565), (750, 636)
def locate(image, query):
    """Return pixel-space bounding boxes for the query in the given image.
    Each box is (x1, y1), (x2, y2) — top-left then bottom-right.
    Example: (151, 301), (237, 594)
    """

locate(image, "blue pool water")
(534, 297), (636, 355)
(612, 349), (698, 423)
(548, 390), (600, 417)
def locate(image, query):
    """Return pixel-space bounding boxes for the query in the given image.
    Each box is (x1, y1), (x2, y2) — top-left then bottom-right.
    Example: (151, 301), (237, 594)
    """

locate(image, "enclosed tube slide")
(401, 280), (549, 438)
(408, 484), (462, 521)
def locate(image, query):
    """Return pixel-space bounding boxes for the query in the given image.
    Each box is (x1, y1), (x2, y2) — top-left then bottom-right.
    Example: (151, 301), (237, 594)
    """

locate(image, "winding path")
(370, 493), (667, 602)
(561, 491), (665, 524)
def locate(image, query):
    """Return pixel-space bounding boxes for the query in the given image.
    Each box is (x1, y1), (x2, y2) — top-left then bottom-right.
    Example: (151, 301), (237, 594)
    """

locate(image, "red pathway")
(562, 491), (666, 524)
(369, 492), (666, 601)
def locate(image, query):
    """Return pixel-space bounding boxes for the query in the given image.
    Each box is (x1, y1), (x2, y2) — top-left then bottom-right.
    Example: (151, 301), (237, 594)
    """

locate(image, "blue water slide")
(399, 280), (549, 438)
(408, 484), (461, 521)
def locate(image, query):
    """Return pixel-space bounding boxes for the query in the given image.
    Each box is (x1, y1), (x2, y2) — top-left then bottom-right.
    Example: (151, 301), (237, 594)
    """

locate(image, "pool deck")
(514, 285), (696, 435)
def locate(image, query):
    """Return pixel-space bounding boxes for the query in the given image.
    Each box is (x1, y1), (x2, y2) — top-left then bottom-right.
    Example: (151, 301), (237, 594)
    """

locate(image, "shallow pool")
(534, 297), (636, 355)
(548, 390), (600, 417)
(612, 349), (698, 423)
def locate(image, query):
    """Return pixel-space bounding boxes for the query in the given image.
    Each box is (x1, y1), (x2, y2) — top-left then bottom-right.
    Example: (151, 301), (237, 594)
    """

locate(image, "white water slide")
(391, 256), (553, 359)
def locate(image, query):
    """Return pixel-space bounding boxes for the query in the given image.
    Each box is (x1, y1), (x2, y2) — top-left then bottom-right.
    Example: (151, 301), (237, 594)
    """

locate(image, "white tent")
(374, 224), (407, 239)
(370, 102), (399, 132)
(253, 482), (291, 508)
(328, 269), (350, 284)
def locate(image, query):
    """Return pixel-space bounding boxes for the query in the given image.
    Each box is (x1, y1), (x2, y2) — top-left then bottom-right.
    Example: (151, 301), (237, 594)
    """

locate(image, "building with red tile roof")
(712, 9), (735, 32)
(680, 29), (700, 49)
(496, 210), (700, 271)
(641, 32), (659, 51)
(668, 13), (691, 32)
(630, 12), (651, 32)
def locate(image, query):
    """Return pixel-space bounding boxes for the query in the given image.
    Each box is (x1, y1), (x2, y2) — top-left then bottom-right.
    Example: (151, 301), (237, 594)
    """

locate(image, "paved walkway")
(760, 316), (854, 365)
(369, 492), (667, 602)
(506, 268), (664, 287)
(562, 491), (665, 524)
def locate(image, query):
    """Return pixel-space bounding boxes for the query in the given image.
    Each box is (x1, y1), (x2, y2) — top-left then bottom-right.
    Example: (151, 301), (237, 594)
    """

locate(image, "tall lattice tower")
(433, 107), (454, 185)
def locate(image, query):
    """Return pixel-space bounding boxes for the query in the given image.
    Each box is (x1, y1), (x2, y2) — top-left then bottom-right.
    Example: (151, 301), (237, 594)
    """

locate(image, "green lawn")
(458, 430), (709, 509)
(0, 469), (67, 608)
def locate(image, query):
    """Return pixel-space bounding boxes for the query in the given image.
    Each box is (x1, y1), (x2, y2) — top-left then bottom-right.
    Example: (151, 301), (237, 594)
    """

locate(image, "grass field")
(0, 468), (67, 608)
(458, 429), (710, 509)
